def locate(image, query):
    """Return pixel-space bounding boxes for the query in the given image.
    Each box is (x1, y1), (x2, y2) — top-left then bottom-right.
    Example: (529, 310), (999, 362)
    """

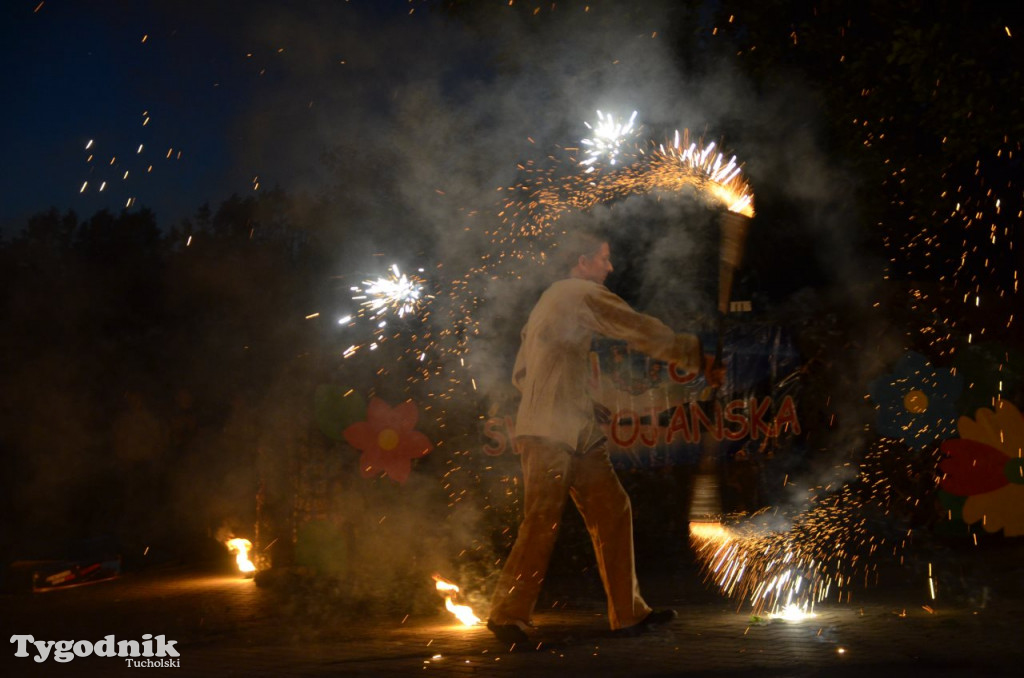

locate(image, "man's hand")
(703, 354), (727, 389)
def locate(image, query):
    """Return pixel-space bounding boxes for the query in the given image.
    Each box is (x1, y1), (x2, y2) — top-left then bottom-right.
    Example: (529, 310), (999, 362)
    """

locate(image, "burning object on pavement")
(432, 574), (481, 626)
(4, 557), (122, 592)
(224, 538), (256, 576)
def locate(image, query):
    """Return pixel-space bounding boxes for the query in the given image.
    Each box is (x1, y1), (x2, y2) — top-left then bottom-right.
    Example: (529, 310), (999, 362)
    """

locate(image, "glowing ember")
(432, 574), (481, 626)
(225, 538), (256, 575)
(689, 520), (733, 542)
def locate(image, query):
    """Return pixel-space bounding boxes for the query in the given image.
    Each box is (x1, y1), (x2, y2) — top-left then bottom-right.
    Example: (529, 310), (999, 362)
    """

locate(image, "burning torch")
(716, 210), (752, 361)
(689, 209), (752, 523)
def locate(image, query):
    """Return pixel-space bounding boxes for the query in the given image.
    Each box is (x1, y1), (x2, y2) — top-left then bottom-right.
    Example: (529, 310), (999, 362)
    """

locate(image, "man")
(487, 230), (714, 645)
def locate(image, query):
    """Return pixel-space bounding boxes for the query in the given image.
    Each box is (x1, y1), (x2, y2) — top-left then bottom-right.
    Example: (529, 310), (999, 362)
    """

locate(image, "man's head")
(561, 230), (613, 284)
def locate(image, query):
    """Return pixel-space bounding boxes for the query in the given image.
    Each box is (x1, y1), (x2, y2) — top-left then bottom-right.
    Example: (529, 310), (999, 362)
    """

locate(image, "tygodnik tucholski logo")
(11, 634), (181, 667)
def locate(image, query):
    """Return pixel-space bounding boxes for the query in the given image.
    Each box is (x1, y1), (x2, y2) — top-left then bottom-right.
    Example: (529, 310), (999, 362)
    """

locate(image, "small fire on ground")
(225, 538), (256, 575)
(432, 574), (481, 626)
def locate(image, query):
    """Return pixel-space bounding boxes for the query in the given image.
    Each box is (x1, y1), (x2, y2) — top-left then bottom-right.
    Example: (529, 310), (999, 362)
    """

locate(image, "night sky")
(2, 1), (811, 245)
(5, 2), (241, 230)
(1, 0), (505, 234)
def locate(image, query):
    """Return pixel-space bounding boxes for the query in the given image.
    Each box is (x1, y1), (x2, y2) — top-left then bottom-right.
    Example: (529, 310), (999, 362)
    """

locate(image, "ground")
(2, 542), (1022, 677)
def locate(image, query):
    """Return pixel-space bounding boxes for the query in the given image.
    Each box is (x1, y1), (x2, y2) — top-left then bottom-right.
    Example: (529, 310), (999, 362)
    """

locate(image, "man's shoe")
(486, 619), (530, 645)
(614, 609), (678, 636)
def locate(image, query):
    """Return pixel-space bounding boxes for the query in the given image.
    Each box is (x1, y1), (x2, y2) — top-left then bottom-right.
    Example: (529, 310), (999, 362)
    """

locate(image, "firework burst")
(580, 109), (640, 171)
(352, 264), (429, 320)
(334, 263), (440, 363)
(494, 128), (754, 244)
(651, 130), (754, 217)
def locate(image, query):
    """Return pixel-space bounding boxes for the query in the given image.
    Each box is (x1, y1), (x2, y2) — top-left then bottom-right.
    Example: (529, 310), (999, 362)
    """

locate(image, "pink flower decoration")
(343, 397), (433, 484)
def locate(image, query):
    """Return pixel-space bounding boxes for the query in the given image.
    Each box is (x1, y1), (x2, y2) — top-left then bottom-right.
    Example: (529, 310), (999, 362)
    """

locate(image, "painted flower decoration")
(869, 351), (963, 449)
(939, 400), (1024, 536)
(343, 397), (433, 484)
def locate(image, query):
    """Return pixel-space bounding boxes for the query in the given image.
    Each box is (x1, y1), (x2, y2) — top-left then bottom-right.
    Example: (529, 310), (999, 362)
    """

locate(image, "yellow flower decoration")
(942, 400), (1024, 536)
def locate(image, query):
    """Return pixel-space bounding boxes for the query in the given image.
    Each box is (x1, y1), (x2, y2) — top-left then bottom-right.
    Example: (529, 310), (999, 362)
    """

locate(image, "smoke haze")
(1, 1), (902, 616)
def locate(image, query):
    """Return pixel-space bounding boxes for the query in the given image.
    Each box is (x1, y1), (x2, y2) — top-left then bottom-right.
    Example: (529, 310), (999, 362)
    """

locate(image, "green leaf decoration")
(314, 385), (366, 441)
(954, 342), (1024, 414)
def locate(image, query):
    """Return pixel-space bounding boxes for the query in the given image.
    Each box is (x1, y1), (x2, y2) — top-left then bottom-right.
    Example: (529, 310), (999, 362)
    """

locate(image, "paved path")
(2, 548), (1023, 677)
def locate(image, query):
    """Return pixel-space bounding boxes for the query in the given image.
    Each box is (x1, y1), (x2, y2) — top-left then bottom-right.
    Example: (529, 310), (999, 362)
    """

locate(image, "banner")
(482, 324), (803, 469)
(595, 324), (802, 469)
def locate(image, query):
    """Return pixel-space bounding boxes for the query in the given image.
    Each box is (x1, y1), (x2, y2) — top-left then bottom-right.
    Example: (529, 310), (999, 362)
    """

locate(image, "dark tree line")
(0, 193), (334, 565)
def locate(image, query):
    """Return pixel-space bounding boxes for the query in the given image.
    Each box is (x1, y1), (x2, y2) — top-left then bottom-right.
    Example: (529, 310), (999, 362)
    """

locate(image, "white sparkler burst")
(767, 603), (817, 622)
(352, 264), (428, 319)
(580, 109), (640, 172)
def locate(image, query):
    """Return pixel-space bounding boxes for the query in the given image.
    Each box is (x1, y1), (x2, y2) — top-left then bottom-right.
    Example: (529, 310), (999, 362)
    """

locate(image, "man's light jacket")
(513, 277), (703, 451)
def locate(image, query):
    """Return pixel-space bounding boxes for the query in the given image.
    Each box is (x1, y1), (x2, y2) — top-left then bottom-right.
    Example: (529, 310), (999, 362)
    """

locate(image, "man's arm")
(582, 284), (703, 373)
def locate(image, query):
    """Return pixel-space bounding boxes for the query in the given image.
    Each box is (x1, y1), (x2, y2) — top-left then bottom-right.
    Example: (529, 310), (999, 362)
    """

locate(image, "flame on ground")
(432, 574), (481, 626)
(225, 538), (256, 575)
